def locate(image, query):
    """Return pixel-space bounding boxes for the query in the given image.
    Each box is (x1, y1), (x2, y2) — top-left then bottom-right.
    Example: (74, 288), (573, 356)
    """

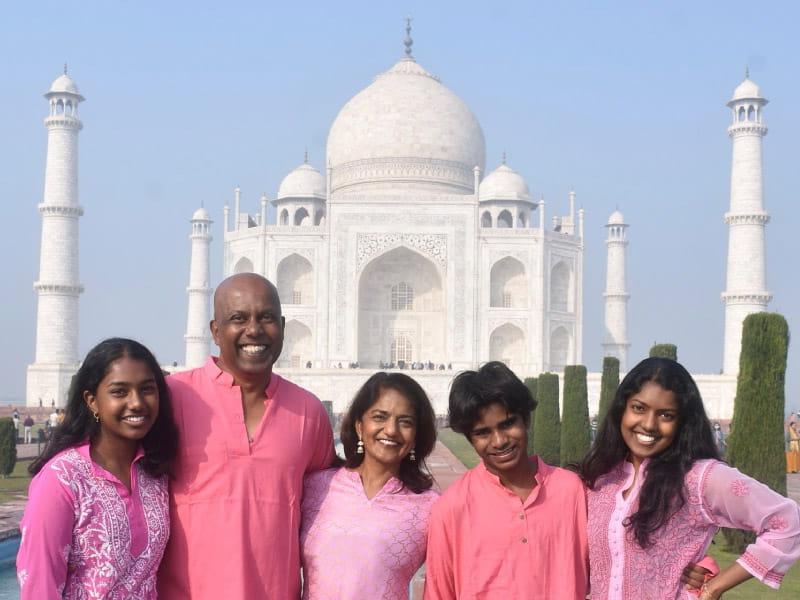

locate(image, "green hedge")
(649, 343), (677, 360)
(0, 418), (17, 478)
(597, 356), (620, 424)
(560, 365), (590, 466)
(533, 373), (560, 465)
(723, 313), (789, 553)
(523, 377), (538, 454)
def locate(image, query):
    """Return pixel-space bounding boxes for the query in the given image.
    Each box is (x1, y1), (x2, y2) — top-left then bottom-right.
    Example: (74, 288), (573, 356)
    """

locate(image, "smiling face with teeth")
(620, 381), (680, 469)
(355, 388), (417, 471)
(211, 274), (285, 386)
(469, 403), (530, 478)
(84, 356), (160, 446)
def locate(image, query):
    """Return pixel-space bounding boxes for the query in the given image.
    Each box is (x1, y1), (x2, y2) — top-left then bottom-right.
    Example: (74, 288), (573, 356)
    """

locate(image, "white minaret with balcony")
(184, 206), (213, 368)
(26, 70), (85, 407)
(722, 72), (771, 374)
(602, 210), (629, 370)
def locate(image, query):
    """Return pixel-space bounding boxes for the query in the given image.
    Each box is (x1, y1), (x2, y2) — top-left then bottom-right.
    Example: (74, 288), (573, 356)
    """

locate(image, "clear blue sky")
(1, 1), (797, 410)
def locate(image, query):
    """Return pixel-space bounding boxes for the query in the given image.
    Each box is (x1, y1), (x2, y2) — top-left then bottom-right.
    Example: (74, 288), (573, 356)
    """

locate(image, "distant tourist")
(424, 362), (590, 598)
(712, 421), (726, 455)
(578, 357), (800, 599)
(16, 338), (178, 598)
(12, 412), (20, 443)
(300, 372), (438, 598)
(157, 273), (334, 599)
(23, 415), (34, 444)
(47, 408), (59, 429)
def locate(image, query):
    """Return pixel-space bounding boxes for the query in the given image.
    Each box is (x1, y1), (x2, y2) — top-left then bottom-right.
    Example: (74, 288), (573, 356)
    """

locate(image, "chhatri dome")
(192, 206), (211, 220)
(277, 159), (326, 201)
(731, 76), (762, 101)
(479, 161), (532, 202)
(46, 69), (84, 100)
(607, 209), (625, 225)
(326, 30), (485, 194)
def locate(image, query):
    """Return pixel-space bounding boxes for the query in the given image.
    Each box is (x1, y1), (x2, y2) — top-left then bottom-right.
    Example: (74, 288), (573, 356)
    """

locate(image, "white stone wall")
(185, 217), (213, 368)
(603, 227), (629, 370)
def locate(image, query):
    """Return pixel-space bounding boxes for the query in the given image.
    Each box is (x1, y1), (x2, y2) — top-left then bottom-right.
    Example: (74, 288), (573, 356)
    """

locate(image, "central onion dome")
(326, 57), (486, 194)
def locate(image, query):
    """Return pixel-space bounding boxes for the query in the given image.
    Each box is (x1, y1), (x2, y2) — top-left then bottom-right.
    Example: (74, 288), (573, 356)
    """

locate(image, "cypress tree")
(649, 343), (677, 360)
(560, 365), (590, 466)
(597, 356), (620, 425)
(723, 313), (789, 553)
(0, 418), (17, 478)
(533, 373), (560, 465)
(524, 377), (538, 454)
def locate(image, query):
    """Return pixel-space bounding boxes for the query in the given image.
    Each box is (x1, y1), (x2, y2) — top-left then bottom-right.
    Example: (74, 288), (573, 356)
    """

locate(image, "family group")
(15, 273), (800, 599)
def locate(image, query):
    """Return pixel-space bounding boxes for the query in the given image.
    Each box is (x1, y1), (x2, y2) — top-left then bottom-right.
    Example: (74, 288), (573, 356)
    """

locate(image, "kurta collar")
(477, 454), (551, 498)
(76, 440), (145, 482)
(203, 355), (281, 398)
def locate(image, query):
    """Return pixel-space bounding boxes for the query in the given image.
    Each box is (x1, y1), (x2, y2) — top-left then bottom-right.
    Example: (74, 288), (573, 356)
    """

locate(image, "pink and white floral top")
(587, 458), (800, 599)
(16, 442), (170, 599)
(300, 467), (439, 600)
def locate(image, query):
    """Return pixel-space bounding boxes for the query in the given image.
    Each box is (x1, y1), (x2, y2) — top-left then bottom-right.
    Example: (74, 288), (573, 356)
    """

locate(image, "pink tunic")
(16, 443), (169, 599)
(157, 358), (335, 599)
(587, 459), (800, 599)
(300, 467), (439, 599)
(424, 457), (589, 599)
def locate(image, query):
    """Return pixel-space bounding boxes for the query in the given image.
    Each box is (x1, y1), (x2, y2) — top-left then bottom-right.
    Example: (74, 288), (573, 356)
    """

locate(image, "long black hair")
(29, 338), (178, 478)
(577, 357), (719, 547)
(340, 372), (436, 494)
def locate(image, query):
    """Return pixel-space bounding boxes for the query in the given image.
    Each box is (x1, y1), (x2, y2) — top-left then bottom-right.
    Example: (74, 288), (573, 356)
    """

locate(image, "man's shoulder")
(274, 374), (325, 410)
(431, 466), (479, 514)
(542, 461), (584, 489)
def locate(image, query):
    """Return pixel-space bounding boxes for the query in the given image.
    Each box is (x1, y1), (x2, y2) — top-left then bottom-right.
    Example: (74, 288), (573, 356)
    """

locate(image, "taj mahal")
(25, 31), (772, 419)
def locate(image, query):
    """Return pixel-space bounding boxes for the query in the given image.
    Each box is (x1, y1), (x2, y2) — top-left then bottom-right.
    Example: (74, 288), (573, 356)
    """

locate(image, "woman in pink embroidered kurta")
(579, 357), (800, 600)
(17, 338), (178, 599)
(300, 372), (439, 599)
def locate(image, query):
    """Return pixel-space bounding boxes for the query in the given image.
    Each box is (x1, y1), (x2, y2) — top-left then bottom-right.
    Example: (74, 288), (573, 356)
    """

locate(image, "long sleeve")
(700, 462), (800, 588)
(16, 467), (75, 598)
(423, 500), (456, 600)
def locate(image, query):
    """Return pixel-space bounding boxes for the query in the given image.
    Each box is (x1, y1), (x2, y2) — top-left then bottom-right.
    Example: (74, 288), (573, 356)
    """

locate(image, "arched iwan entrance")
(280, 320), (312, 368)
(277, 254), (314, 305)
(489, 323), (526, 372)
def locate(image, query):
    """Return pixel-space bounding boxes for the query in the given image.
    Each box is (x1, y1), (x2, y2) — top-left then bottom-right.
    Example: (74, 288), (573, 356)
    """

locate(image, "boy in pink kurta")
(157, 357), (334, 599)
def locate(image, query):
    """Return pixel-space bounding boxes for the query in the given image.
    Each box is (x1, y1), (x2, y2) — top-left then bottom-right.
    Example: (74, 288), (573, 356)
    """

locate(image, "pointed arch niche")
(277, 253), (314, 305)
(280, 319), (313, 368)
(490, 257), (528, 308)
(489, 323), (526, 371)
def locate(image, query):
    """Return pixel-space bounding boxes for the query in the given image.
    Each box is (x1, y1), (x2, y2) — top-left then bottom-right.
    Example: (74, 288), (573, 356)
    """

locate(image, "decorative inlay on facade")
(724, 212), (770, 225)
(44, 117), (83, 130)
(33, 283), (84, 295)
(603, 292), (630, 300)
(720, 292), (772, 304)
(276, 247), (315, 264)
(356, 232), (448, 271)
(38, 204), (84, 217)
(186, 286), (212, 294)
(489, 250), (528, 265)
(488, 318), (528, 333)
(332, 157), (473, 192)
(727, 124), (768, 136)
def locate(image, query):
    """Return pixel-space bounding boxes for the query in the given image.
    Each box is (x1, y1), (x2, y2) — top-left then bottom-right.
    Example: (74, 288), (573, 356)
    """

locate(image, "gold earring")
(93, 411), (100, 423)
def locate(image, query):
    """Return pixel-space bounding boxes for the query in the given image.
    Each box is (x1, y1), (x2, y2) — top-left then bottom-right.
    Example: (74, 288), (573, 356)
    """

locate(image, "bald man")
(158, 273), (335, 599)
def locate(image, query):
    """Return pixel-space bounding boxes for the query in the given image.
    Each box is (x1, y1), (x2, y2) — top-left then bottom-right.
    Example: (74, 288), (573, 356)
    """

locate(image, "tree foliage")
(597, 356), (620, 424)
(723, 313), (789, 553)
(533, 373), (560, 465)
(0, 418), (17, 478)
(523, 377), (538, 455)
(560, 365), (590, 466)
(649, 343), (677, 361)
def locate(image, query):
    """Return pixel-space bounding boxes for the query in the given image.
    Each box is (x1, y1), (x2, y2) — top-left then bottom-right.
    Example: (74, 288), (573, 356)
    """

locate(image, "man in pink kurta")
(157, 274), (334, 598)
(424, 362), (589, 599)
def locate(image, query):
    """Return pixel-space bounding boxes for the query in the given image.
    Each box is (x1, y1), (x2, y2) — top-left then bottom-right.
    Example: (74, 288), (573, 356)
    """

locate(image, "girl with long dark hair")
(300, 372), (438, 599)
(579, 357), (800, 599)
(17, 338), (178, 598)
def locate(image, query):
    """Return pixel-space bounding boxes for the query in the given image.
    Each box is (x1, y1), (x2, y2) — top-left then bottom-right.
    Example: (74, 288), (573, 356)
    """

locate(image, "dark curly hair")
(340, 372), (436, 494)
(448, 361), (536, 439)
(30, 338), (178, 478)
(577, 357), (719, 547)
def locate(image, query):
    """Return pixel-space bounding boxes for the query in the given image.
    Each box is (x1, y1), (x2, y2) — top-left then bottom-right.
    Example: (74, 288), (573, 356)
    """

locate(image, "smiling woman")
(299, 372), (439, 600)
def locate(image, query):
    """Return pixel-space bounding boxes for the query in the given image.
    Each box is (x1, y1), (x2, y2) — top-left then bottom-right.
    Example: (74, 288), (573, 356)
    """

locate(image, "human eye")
(630, 402), (645, 413)
(399, 418), (416, 428)
(109, 387), (127, 398)
(659, 411), (677, 421)
(471, 427), (489, 438)
(229, 313), (246, 323)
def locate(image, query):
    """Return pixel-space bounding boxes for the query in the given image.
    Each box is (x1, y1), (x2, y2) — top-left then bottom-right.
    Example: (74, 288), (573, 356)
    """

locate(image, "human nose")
(384, 418), (398, 436)
(642, 411), (657, 431)
(490, 428), (508, 447)
(127, 391), (145, 409)
(245, 316), (260, 336)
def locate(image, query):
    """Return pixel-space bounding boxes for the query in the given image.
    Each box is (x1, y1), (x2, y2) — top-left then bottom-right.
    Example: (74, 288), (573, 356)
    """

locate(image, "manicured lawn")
(0, 460), (32, 503)
(437, 428), (800, 598)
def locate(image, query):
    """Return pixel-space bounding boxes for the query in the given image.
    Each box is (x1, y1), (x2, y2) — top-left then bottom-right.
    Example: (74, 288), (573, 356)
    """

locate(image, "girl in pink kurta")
(579, 357), (800, 600)
(300, 372), (439, 599)
(17, 338), (178, 599)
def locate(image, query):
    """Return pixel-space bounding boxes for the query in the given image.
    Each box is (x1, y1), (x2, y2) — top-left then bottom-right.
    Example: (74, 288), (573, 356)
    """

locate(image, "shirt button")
(519, 513), (525, 520)
(521, 537), (527, 544)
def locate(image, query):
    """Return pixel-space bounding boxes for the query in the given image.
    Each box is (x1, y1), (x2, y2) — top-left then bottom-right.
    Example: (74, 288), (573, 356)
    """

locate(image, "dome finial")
(404, 16), (413, 58)
(63, 62), (68, 75)
(304, 147), (309, 164)
(745, 65), (750, 79)
(501, 150), (507, 165)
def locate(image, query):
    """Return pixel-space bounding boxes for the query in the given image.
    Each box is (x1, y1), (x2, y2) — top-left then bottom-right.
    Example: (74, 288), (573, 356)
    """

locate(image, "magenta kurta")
(587, 459), (800, 599)
(424, 456), (589, 600)
(16, 443), (169, 599)
(300, 467), (439, 599)
(157, 357), (335, 599)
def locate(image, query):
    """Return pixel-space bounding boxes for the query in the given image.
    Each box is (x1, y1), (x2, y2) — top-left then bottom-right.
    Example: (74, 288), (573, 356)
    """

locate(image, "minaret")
(26, 69), (85, 407)
(184, 206), (213, 368)
(722, 72), (771, 374)
(602, 210), (629, 370)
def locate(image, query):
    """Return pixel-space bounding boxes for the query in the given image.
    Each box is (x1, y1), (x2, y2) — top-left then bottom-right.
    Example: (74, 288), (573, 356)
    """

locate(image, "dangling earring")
(409, 448), (416, 462)
(356, 439), (364, 454)
(93, 411), (100, 423)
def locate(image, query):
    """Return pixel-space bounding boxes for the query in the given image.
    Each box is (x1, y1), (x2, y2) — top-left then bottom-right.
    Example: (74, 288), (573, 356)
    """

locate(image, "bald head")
(213, 273), (281, 321)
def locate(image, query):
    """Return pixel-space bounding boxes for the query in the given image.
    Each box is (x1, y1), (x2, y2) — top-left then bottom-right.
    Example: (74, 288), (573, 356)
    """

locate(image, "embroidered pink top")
(587, 459), (800, 599)
(300, 467), (438, 599)
(424, 456), (589, 600)
(157, 357), (335, 599)
(16, 442), (169, 599)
